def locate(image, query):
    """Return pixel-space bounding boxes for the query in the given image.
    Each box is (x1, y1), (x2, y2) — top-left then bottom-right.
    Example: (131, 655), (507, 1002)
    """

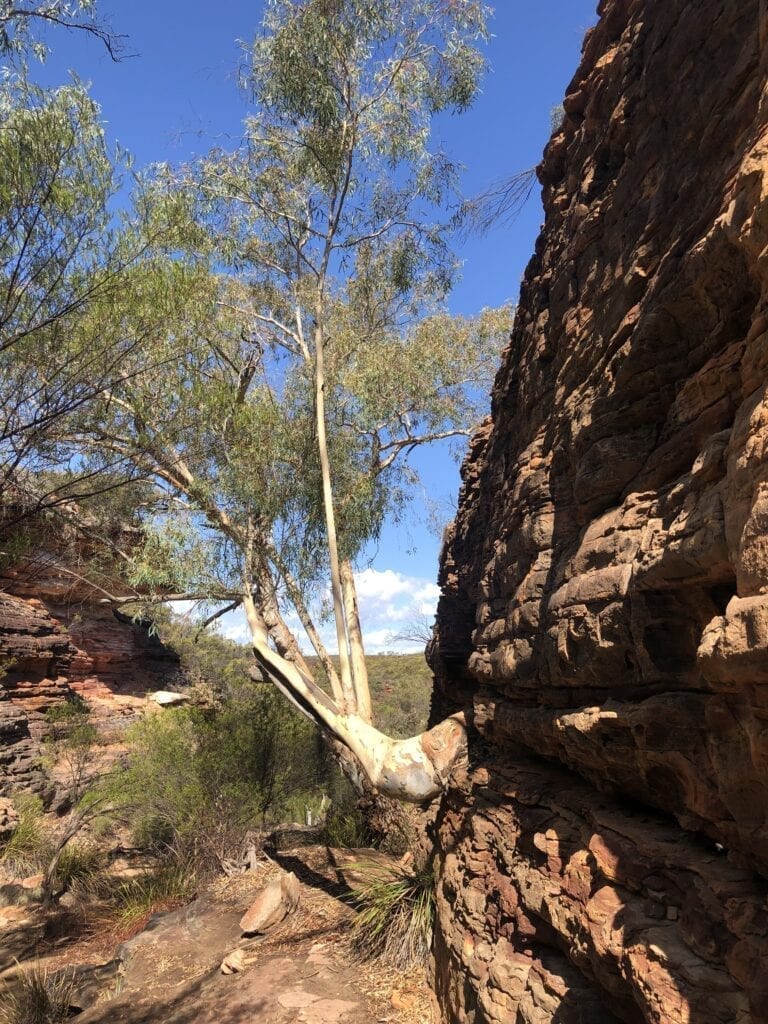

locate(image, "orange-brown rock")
(431, 0), (768, 1021)
(0, 560), (181, 798)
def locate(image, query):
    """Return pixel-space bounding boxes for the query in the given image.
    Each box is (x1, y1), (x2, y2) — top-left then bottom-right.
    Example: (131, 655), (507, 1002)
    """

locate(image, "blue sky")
(34, 1), (598, 651)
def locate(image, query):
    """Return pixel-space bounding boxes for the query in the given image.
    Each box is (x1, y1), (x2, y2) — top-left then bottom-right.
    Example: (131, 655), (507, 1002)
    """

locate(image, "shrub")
(101, 686), (331, 871)
(45, 699), (100, 803)
(0, 964), (75, 1024)
(322, 807), (372, 849)
(351, 863), (435, 968)
(45, 693), (90, 729)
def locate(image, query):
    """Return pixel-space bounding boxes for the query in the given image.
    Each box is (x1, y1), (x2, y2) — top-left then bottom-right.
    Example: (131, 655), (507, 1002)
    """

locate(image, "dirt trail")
(3, 846), (434, 1024)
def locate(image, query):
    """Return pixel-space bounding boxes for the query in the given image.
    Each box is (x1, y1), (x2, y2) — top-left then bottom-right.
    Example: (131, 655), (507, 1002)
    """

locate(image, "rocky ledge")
(431, 0), (768, 1021)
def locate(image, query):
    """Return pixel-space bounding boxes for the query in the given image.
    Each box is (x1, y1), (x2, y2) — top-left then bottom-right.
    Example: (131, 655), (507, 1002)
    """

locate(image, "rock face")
(0, 558), (181, 799)
(430, 1), (768, 1021)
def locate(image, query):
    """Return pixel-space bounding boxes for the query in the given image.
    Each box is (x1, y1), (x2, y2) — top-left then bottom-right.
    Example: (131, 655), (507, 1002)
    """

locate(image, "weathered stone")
(431, 0), (768, 1020)
(0, 796), (18, 842)
(149, 690), (189, 706)
(0, 904), (45, 971)
(69, 960), (122, 1011)
(239, 870), (301, 935)
(0, 563), (182, 799)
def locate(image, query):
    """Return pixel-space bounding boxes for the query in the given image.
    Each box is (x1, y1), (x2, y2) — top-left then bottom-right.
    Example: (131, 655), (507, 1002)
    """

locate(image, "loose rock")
(239, 869), (300, 935)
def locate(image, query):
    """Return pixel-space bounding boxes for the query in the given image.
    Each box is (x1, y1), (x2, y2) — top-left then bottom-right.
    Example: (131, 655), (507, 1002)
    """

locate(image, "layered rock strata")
(431, 0), (768, 1020)
(0, 559), (180, 798)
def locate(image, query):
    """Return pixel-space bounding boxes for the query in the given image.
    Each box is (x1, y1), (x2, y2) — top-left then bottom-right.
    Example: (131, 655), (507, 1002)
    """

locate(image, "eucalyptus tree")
(0, 71), (196, 537)
(0, 0), (132, 531)
(0, 80), (116, 492)
(71, 0), (508, 802)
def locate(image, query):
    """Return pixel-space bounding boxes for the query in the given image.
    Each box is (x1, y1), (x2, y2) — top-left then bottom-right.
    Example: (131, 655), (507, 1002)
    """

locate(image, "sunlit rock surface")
(431, 0), (768, 1020)
(0, 559), (180, 799)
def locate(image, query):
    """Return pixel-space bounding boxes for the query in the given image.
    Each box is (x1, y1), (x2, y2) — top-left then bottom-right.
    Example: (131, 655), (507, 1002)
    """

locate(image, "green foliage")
(102, 686), (330, 867)
(0, 964), (75, 1024)
(0, 73), (126, 519)
(45, 694), (91, 743)
(1, 795), (49, 871)
(0, 1), (115, 65)
(45, 693), (90, 725)
(160, 615), (254, 694)
(0, 65), (210, 544)
(351, 862), (435, 967)
(322, 807), (372, 849)
(67, 0), (508, 612)
(366, 654), (432, 737)
(312, 652), (432, 737)
(44, 698), (99, 803)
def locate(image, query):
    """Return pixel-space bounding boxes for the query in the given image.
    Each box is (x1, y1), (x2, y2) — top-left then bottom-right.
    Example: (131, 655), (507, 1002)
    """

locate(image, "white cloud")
(222, 620), (250, 644)
(185, 566), (440, 657)
(353, 568), (438, 653)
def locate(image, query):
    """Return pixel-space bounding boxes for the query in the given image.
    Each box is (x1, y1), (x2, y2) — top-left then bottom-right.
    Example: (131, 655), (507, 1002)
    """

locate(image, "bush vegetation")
(108, 863), (197, 939)
(0, 612), (433, 920)
(100, 678), (333, 870)
(113, 616), (435, 864)
(44, 697), (100, 803)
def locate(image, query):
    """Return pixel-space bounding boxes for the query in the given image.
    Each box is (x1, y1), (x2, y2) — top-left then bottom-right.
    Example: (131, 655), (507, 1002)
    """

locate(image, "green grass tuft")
(322, 807), (372, 849)
(0, 964), (75, 1024)
(108, 863), (197, 938)
(1, 795), (51, 873)
(351, 863), (435, 968)
(54, 840), (101, 890)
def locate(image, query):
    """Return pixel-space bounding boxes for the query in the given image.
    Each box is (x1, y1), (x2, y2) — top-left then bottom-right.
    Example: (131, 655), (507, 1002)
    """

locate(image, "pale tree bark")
(312, 319), (356, 715)
(264, 537), (344, 705)
(340, 558), (372, 724)
(240, 581), (466, 803)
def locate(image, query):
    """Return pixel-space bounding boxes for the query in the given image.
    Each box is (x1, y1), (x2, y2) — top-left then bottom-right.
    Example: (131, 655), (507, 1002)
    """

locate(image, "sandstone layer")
(431, 1), (768, 1021)
(0, 557), (180, 799)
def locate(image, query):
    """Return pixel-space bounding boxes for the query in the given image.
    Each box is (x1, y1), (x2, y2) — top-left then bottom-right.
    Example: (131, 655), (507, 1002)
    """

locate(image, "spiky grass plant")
(351, 864), (435, 968)
(54, 840), (101, 890)
(109, 863), (196, 938)
(322, 808), (372, 850)
(1, 796), (51, 873)
(0, 965), (75, 1024)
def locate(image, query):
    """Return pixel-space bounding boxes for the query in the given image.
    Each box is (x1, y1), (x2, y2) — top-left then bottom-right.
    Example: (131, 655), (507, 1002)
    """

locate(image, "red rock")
(430, 0), (768, 1020)
(0, 565), (181, 799)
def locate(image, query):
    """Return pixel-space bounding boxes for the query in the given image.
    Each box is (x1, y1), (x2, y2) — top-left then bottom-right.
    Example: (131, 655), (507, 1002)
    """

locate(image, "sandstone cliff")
(0, 555), (180, 799)
(431, 1), (768, 1021)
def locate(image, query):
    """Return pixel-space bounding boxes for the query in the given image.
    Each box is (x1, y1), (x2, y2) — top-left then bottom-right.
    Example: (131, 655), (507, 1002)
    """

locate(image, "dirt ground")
(2, 845), (437, 1024)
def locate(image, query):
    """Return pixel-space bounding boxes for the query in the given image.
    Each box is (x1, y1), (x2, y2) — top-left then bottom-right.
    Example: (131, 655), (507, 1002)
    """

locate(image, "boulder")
(239, 870), (300, 935)
(149, 690), (189, 707)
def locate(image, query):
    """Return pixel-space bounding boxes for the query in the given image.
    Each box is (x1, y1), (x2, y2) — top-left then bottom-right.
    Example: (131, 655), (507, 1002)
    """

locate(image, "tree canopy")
(1, 0), (510, 803)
